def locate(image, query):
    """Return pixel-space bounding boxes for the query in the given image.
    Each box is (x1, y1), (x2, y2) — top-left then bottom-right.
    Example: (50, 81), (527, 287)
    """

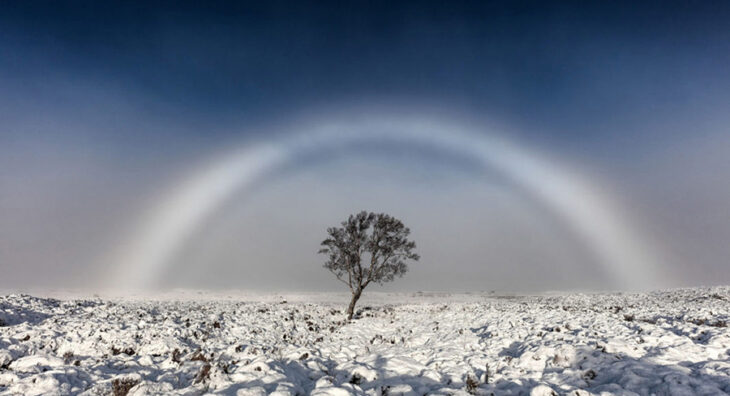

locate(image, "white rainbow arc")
(106, 114), (660, 290)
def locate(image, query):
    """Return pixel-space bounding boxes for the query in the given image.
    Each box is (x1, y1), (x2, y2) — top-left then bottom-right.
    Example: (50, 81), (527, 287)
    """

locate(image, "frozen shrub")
(194, 363), (211, 384)
(111, 346), (135, 356)
(172, 348), (182, 363)
(190, 349), (209, 362)
(465, 375), (479, 394)
(711, 320), (727, 328)
(112, 377), (139, 396)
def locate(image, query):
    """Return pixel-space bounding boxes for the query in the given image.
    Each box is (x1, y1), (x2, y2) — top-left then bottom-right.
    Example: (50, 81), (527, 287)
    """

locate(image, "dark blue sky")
(2, 1), (729, 144)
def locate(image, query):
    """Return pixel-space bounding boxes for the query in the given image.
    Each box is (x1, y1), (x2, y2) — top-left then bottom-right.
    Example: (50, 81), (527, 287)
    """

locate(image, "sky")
(1, 1), (729, 292)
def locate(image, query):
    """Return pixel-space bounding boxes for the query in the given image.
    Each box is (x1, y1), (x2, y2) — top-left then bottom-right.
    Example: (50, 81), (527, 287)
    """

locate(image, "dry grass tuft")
(112, 377), (139, 396)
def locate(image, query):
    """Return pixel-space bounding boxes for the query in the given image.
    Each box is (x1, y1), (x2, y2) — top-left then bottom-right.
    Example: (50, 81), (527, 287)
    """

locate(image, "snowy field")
(1, 287), (729, 396)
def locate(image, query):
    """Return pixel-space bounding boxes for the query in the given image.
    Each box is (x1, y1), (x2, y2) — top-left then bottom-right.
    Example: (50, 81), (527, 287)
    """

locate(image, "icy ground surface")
(1, 288), (729, 396)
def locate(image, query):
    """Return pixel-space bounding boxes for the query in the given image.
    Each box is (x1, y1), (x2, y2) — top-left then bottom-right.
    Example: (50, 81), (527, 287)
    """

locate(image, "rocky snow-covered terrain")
(1, 287), (729, 395)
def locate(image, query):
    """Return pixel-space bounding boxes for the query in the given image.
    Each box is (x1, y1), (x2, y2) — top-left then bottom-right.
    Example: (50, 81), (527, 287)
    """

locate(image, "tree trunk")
(346, 289), (362, 320)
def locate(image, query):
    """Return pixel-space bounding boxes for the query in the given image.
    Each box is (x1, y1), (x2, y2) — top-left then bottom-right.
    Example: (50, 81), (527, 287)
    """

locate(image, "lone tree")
(319, 211), (419, 320)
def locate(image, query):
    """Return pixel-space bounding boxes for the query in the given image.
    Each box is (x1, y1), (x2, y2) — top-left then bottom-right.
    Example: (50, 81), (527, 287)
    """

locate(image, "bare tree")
(319, 211), (419, 320)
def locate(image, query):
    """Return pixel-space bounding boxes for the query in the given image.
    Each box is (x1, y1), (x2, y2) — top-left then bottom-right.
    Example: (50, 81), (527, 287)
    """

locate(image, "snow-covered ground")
(1, 287), (729, 395)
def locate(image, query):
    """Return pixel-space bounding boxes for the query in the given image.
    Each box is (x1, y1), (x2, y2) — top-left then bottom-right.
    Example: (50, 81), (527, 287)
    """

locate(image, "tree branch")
(365, 252), (393, 287)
